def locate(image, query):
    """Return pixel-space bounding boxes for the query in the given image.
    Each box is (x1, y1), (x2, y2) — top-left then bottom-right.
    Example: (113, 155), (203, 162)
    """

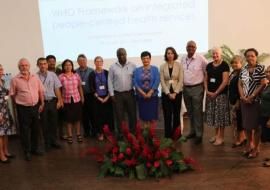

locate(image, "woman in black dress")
(89, 56), (114, 141)
(229, 56), (246, 148)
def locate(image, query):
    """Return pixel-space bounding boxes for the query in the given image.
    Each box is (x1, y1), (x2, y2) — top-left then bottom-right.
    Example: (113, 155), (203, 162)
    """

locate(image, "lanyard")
(185, 58), (193, 70)
(39, 73), (48, 84)
(95, 71), (104, 86)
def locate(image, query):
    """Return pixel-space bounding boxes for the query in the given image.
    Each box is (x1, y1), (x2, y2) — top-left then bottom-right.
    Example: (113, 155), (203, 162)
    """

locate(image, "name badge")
(99, 85), (105, 90)
(82, 82), (86, 86)
(4, 96), (9, 100)
(169, 80), (174, 84)
(210, 78), (216, 83)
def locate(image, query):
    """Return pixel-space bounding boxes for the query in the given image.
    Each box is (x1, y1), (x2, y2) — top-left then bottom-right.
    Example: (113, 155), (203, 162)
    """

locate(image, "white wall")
(1, 0), (270, 74)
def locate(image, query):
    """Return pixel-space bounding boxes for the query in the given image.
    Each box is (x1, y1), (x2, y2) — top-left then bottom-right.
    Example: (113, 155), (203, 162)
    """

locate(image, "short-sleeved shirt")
(181, 53), (208, 86)
(206, 61), (230, 94)
(108, 61), (136, 96)
(37, 71), (62, 100)
(9, 73), (44, 106)
(58, 73), (81, 103)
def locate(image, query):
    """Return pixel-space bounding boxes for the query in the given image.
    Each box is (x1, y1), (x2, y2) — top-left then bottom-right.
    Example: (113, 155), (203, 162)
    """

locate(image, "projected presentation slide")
(39, 0), (208, 60)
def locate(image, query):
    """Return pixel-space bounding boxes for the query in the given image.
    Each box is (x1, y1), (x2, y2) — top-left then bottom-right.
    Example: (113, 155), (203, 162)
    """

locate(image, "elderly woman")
(59, 59), (84, 144)
(133, 51), (160, 128)
(238, 48), (266, 159)
(204, 47), (230, 146)
(229, 56), (246, 148)
(89, 56), (114, 141)
(160, 47), (183, 138)
(0, 64), (15, 163)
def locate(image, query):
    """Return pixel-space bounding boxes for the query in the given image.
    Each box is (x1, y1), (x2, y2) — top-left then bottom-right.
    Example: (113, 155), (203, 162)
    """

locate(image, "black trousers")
(114, 90), (137, 134)
(93, 97), (114, 134)
(16, 104), (40, 153)
(82, 94), (95, 136)
(40, 99), (58, 146)
(161, 92), (182, 138)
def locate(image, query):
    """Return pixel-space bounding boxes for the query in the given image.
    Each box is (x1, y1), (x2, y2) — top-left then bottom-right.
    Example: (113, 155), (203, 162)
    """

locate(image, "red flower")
(96, 155), (104, 163)
(103, 125), (111, 135)
(184, 157), (202, 171)
(121, 122), (129, 136)
(149, 123), (156, 138)
(137, 136), (145, 146)
(154, 161), (160, 168)
(153, 137), (160, 148)
(125, 147), (132, 156)
(127, 133), (134, 144)
(133, 143), (140, 152)
(142, 145), (151, 158)
(155, 151), (161, 160)
(124, 158), (137, 167)
(172, 126), (182, 140)
(118, 153), (124, 160)
(146, 162), (152, 168)
(111, 156), (118, 163)
(160, 148), (171, 158)
(147, 154), (153, 161)
(112, 146), (119, 154)
(107, 135), (117, 146)
(165, 159), (173, 167)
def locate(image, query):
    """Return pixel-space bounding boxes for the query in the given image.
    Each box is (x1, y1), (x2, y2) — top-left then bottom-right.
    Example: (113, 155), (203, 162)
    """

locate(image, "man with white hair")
(9, 58), (44, 161)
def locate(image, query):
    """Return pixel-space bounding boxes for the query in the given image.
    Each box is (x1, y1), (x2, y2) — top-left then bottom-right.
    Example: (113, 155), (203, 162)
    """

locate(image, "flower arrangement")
(81, 122), (199, 180)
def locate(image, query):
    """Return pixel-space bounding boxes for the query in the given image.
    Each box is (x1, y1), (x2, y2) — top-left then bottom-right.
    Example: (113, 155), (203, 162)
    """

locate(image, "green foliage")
(160, 138), (174, 149)
(135, 164), (147, 180)
(204, 44), (270, 64)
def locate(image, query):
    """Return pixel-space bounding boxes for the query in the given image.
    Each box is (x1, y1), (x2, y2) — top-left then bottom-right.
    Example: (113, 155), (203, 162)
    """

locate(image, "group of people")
(0, 40), (270, 167)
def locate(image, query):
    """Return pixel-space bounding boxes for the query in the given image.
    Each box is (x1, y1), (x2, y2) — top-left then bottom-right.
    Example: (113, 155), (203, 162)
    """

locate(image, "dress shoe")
(51, 143), (62, 149)
(0, 158), (10, 164)
(194, 137), (202, 145)
(25, 153), (32, 161)
(262, 161), (270, 167)
(5, 154), (16, 159)
(185, 133), (196, 139)
(31, 150), (44, 156)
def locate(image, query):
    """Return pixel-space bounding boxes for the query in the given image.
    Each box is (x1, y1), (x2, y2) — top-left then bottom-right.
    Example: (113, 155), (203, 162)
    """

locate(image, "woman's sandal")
(77, 135), (83, 143)
(209, 137), (216, 144)
(242, 149), (253, 157)
(67, 136), (73, 144)
(247, 151), (259, 159)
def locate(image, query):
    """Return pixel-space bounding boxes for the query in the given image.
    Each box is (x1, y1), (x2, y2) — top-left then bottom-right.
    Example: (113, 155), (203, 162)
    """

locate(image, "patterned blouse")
(239, 64), (265, 97)
(59, 73), (82, 103)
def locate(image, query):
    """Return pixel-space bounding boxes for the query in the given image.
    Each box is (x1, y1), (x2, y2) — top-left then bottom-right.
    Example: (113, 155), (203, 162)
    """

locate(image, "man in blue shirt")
(108, 48), (137, 135)
(37, 57), (63, 151)
(75, 54), (94, 137)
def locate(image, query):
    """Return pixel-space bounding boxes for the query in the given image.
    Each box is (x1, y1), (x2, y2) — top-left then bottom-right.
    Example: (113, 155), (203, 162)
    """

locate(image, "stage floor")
(1, 119), (270, 190)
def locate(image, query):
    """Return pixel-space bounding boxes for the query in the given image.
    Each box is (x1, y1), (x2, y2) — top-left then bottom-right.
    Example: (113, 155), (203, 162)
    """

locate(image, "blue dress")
(133, 66), (160, 121)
